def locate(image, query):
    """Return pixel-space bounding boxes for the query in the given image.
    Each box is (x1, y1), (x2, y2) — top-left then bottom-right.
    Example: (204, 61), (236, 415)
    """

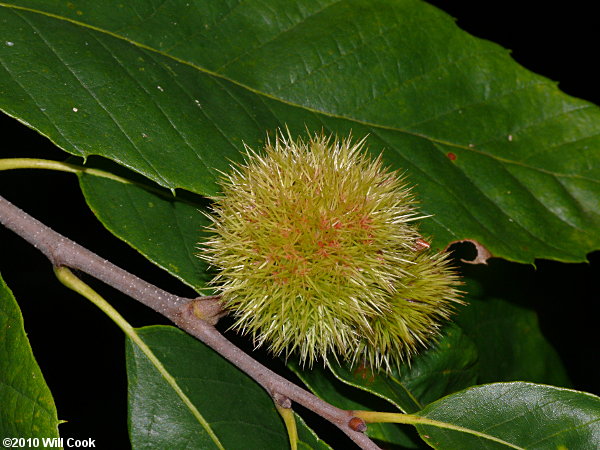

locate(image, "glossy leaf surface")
(126, 325), (326, 449)
(416, 382), (600, 449)
(1, 1), (599, 263)
(456, 294), (570, 387)
(328, 324), (478, 413)
(288, 360), (422, 448)
(0, 272), (60, 441)
(78, 173), (211, 292)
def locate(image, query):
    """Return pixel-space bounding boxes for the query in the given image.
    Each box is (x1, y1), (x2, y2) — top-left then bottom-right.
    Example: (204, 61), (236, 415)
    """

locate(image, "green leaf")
(1, 1), (599, 263)
(0, 271), (60, 441)
(456, 282), (571, 387)
(295, 413), (333, 450)
(288, 360), (423, 448)
(78, 172), (211, 292)
(415, 382), (600, 449)
(126, 325), (326, 449)
(328, 324), (478, 413)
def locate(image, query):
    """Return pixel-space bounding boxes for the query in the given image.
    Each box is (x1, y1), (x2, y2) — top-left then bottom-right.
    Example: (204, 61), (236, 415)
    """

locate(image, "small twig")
(53, 266), (227, 450)
(0, 194), (379, 449)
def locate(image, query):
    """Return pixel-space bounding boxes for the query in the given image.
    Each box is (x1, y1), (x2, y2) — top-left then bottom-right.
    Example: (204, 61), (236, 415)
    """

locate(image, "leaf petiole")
(274, 401), (298, 450)
(353, 410), (524, 449)
(53, 266), (226, 450)
(0, 158), (132, 183)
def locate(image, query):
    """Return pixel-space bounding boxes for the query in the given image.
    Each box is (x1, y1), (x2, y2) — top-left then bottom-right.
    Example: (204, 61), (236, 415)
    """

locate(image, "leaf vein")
(371, 131), (506, 248)
(0, 11), (84, 156)
(437, 145), (580, 256)
(526, 416), (600, 447)
(405, 80), (547, 130)
(272, 17), (402, 98)
(215, 0), (344, 73)
(354, 49), (505, 118)
(162, 0), (245, 53)
(24, 17), (169, 185)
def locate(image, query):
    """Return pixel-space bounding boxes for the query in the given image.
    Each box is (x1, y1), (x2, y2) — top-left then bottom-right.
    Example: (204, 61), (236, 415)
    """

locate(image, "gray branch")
(0, 194), (379, 450)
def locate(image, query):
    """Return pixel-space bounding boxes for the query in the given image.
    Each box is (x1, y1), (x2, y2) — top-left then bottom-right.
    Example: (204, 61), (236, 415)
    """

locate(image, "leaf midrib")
(2, 2), (596, 185)
(129, 327), (225, 449)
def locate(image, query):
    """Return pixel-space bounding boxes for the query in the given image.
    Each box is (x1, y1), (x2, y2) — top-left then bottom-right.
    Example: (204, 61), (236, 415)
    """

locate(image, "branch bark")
(0, 194), (380, 450)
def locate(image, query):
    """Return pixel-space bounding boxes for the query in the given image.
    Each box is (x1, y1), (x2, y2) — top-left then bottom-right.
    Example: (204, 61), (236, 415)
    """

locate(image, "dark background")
(1, 2), (598, 447)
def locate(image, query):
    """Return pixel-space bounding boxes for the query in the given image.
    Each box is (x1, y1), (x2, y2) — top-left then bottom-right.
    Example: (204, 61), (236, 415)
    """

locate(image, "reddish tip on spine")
(413, 238), (431, 252)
